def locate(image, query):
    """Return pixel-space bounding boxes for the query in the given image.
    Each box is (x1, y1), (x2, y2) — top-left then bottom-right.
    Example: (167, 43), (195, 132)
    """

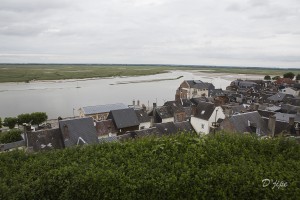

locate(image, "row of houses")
(2, 78), (300, 152)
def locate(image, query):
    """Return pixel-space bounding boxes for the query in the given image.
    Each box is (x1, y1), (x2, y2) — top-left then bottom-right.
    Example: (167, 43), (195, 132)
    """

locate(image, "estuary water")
(0, 70), (262, 119)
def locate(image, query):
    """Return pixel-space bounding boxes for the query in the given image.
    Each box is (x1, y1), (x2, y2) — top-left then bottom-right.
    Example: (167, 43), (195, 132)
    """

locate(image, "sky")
(0, 0), (300, 68)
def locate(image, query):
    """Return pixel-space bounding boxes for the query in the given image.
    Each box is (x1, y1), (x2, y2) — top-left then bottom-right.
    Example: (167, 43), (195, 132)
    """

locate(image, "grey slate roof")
(135, 109), (151, 123)
(267, 93), (294, 102)
(154, 121), (194, 135)
(59, 117), (98, 147)
(0, 140), (25, 151)
(194, 102), (216, 120)
(26, 128), (64, 151)
(155, 106), (173, 119)
(82, 103), (127, 115)
(108, 108), (140, 129)
(186, 80), (215, 90)
(274, 113), (300, 123)
(225, 111), (269, 135)
(258, 110), (276, 118)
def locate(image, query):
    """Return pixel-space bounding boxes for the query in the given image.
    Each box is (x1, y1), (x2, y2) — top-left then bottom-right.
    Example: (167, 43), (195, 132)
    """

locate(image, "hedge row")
(0, 133), (299, 199)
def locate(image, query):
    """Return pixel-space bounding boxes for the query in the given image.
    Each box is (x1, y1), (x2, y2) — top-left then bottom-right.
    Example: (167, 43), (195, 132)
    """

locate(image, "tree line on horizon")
(264, 72), (300, 81)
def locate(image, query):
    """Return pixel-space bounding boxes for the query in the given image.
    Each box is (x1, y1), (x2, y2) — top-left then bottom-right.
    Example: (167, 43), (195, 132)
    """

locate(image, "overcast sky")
(0, 0), (300, 68)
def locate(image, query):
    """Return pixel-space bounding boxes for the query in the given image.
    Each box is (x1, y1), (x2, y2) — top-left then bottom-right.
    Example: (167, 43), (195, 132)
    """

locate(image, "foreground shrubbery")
(0, 129), (22, 144)
(0, 133), (299, 199)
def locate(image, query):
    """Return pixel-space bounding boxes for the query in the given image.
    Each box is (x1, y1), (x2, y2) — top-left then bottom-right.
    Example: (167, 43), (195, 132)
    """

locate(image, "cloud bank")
(0, 0), (299, 68)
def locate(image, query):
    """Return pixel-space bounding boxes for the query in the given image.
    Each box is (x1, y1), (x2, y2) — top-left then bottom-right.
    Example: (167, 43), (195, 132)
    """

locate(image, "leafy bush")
(283, 72), (295, 79)
(30, 112), (48, 126)
(0, 129), (22, 144)
(264, 75), (271, 80)
(0, 133), (299, 199)
(3, 117), (18, 129)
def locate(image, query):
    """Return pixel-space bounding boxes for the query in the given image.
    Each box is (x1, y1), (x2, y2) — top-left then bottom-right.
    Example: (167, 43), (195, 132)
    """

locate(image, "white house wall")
(191, 117), (210, 134)
(139, 122), (151, 130)
(162, 118), (174, 123)
(208, 107), (226, 126)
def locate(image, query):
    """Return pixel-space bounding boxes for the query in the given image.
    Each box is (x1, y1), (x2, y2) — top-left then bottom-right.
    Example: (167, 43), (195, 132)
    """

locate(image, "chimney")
(254, 103), (259, 111)
(133, 100), (135, 106)
(142, 104), (146, 112)
(150, 117), (154, 127)
(137, 100), (140, 106)
(289, 117), (295, 126)
(153, 102), (157, 108)
(268, 115), (276, 137)
(224, 107), (233, 117)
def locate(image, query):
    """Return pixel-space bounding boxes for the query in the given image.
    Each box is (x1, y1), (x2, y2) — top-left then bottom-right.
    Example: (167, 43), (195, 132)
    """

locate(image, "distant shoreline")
(0, 64), (297, 83)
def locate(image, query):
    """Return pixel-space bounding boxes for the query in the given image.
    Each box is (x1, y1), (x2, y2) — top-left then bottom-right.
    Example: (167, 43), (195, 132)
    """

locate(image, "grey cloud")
(0, 0), (299, 68)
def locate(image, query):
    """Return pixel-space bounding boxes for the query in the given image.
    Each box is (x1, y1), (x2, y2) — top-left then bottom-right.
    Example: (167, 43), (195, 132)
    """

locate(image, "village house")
(280, 87), (300, 97)
(190, 102), (225, 134)
(220, 111), (270, 136)
(59, 117), (99, 147)
(26, 128), (64, 151)
(107, 108), (140, 135)
(135, 108), (151, 130)
(275, 78), (296, 86)
(78, 103), (127, 121)
(95, 119), (117, 138)
(175, 80), (215, 100)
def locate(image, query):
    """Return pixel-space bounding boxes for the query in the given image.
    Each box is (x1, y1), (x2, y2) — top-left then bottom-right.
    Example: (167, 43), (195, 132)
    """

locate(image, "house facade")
(190, 102), (225, 134)
(175, 80), (215, 100)
(78, 103), (127, 121)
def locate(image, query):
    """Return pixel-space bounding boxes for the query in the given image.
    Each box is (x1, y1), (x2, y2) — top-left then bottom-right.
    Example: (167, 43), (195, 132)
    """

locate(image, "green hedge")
(0, 133), (299, 199)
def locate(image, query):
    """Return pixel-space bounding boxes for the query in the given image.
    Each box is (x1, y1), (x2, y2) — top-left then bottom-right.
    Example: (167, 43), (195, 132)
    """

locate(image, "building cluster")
(1, 77), (300, 152)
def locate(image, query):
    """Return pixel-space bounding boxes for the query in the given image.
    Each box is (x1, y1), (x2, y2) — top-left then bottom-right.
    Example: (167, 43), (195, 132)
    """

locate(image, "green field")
(0, 133), (299, 199)
(0, 64), (299, 83)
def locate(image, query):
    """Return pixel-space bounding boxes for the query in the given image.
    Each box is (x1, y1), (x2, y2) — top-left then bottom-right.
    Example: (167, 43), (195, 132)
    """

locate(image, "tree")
(296, 74), (300, 81)
(283, 72), (295, 79)
(17, 113), (32, 125)
(31, 112), (48, 126)
(0, 129), (22, 144)
(272, 76), (280, 80)
(3, 117), (18, 129)
(0, 117), (2, 129)
(264, 75), (271, 80)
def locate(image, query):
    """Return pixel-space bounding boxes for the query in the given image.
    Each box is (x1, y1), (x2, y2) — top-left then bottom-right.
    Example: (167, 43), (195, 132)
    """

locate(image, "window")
(201, 124), (204, 129)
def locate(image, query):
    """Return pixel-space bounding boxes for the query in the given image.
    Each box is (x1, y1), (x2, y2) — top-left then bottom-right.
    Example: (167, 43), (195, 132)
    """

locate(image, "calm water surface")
(0, 71), (233, 119)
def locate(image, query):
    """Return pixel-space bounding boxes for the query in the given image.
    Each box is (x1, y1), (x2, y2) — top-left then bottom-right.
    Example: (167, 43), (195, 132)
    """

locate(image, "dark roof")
(190, 97), (208, 105)
(108, 108), (140, 129)
(130, 127), (160, 138)
(95, 119), (117, 137)
(274, 113), (300, 123)
(258, 110), (276, 118)
(154, 121), (194, 135)
(280, 104), (300, 114)
(194, 102), (216, 120)
(186, 80), (215, 90)
(135, 109), (151, 123)
(267, 93), (294, 102)
(210, 89), (224, 97)
(164, 101), (186, 113)
(222, 111), (269, 136)
(155, 106), (173, 119)
(174, 121), (194, 132)
(82, 103), (127, 115)
(59, 117), (98, 147)
(26, 128), (64, 151)
(0, 140), (25, 151)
